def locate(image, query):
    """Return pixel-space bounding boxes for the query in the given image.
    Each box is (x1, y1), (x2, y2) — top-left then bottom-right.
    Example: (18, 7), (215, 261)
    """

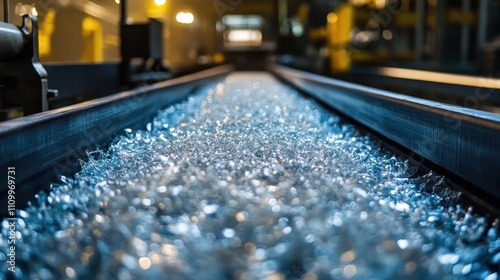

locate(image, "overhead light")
(176, 12), (194, 24)
(382, 30), (393, 40)
(222, 15), (263, 27)
(327, 13), (337, 24)
(154, 0), (166, 6)
(83, 1), (108, 19)
(115, 0), (120, 4)
(226, 29), (262, 45)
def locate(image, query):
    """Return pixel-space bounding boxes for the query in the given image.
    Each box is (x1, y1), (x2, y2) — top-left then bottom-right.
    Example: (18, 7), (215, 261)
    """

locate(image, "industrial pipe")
(0, 21), (25, 62)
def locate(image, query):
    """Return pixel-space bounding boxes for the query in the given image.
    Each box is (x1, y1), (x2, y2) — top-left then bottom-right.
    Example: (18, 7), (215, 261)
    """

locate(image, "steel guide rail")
(270, 64), (500, 206)
(0, 65), (233, 215)
(350, 66), (500, 106)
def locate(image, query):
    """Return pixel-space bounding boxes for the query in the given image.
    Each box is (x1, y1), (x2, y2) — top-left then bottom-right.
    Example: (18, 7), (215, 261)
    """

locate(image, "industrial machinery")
(0, 3), (56, 120)
(301, 0), (500, 76)
(120, 1), (170, 86)
(0, 0), (173, 119)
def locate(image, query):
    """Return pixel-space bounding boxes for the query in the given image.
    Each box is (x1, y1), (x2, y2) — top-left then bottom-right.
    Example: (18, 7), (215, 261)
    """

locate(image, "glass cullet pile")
(1, 73), (499, 279)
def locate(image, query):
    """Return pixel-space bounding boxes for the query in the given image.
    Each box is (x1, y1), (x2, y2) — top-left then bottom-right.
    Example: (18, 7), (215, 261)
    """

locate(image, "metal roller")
(0, 21), (25, 62)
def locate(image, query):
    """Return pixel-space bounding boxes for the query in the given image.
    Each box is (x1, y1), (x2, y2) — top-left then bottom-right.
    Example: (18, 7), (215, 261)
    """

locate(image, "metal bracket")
(0, 13), (56, 120)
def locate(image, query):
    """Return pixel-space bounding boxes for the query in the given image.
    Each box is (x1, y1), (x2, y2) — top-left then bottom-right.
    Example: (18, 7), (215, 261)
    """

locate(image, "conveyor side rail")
(0, 65), (233, 216)
(270, 64), (500, 207)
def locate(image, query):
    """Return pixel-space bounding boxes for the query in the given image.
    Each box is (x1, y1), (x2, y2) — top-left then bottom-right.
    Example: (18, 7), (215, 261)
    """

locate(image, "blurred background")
(0, 0), (498, 75)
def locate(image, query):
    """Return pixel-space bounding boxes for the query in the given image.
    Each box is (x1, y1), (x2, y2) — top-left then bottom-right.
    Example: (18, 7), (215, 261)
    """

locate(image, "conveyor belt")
(1, 71), (499, 279)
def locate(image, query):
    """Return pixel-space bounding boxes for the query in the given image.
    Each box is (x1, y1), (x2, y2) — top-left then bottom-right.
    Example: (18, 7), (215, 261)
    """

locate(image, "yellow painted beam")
(328, 4), (354, 73)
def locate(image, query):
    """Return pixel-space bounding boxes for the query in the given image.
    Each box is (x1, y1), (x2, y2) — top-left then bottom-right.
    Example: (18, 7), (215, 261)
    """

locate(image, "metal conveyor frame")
(270, 64), (500, 209)
(0, 65), (233, 216)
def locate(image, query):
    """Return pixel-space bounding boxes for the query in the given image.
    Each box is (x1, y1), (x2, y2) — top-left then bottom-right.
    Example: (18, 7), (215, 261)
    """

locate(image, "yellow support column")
(327, 4), (354, 73)
(81, 17), (103, 63)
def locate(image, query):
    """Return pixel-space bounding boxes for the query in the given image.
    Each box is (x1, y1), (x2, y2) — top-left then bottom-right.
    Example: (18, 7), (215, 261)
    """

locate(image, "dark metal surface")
(121, 19), (163, 60)
(45, 62), (219, 110)
(275, 56), (500, 108)
(45, 62), (123, 109)
(120, 19), (167, 86)
(120, 0), (127, 26)
(0, 21), (24, 60)
(0, 64), (233, 216)
(270, 64), (500, 202)
(350, 66), (500, 106)
(119, 0), (168, 86)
